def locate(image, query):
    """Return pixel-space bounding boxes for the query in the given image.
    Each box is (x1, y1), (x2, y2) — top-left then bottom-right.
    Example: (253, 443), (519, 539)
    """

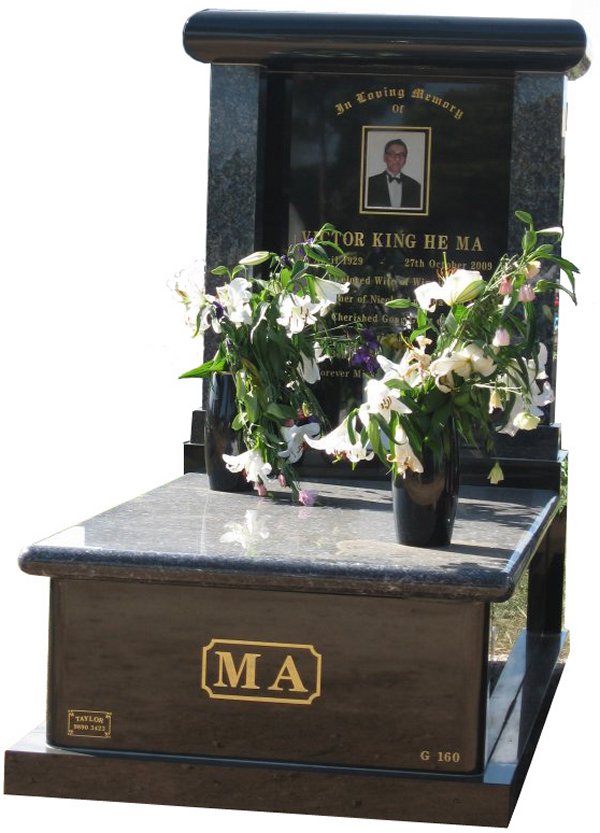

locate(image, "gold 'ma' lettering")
(268, 655), (308, 693)
(213, 651), (261, 689)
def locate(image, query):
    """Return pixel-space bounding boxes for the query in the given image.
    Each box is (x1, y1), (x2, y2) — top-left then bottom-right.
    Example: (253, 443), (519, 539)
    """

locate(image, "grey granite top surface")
(19, 474), (559, 602)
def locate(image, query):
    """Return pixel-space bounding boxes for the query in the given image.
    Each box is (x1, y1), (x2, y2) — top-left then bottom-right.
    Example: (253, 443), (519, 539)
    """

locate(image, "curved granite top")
(183, 10), (589, 76)
(19, 474), (559, 602)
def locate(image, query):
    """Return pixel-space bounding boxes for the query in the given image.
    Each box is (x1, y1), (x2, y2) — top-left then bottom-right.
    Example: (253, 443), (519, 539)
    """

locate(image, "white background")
(1, 1), (598, 831)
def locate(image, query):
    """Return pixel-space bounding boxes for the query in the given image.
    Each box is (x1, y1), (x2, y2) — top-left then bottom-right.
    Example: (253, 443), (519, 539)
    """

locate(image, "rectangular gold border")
(359, 125), (432, 217)
(201, 638), (322, 706)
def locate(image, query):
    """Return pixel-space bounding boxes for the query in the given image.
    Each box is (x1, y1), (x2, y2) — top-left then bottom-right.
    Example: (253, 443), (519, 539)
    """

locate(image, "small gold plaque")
(67, 709), (112, 739)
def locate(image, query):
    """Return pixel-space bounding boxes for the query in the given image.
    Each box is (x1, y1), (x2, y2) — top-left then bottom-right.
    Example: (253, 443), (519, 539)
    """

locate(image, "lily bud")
(492, 328), (511, 347)
(518, 284), (536, 303)
(487, 462), (505, 485)
(513, 410), (541, 431)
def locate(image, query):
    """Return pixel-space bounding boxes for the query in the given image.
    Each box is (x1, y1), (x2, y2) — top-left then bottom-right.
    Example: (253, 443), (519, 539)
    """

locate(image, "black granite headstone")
(183, 10), (587, 474)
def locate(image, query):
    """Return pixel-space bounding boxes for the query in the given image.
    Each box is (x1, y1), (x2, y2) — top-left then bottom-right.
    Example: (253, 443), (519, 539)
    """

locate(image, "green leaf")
(386, 298), (415, 309)
(210, 265), (230, 276)
(303, 244), (329, 264)
(266, 403), (295, 421)
(179, 356), (226, 379)
(231, 413), (245, 431)
(515, 210), (533, 225)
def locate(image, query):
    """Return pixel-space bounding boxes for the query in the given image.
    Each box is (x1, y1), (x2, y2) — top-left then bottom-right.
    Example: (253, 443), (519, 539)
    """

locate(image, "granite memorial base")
(5, 475), (567, 826)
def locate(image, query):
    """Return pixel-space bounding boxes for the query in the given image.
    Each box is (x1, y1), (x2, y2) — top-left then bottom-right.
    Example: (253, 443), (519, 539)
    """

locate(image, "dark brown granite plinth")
(4, 630), (565, 827)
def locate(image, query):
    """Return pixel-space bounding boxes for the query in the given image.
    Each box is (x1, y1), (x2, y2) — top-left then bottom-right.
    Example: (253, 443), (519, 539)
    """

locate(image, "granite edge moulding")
(182, 10), (589, 75)
(17, 475), (560, 603)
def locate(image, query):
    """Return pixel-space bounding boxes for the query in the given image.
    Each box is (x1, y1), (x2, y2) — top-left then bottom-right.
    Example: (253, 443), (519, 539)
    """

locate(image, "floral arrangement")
(173, 224), (355, 502)
(308, 212), (578, 485)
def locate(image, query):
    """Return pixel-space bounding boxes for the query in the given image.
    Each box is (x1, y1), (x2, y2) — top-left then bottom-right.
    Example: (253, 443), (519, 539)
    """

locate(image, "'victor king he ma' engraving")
(201, 638), (322, 705)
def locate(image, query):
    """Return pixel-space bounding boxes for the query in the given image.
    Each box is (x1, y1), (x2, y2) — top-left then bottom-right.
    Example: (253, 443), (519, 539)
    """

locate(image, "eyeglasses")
(385, 151), (407, 159)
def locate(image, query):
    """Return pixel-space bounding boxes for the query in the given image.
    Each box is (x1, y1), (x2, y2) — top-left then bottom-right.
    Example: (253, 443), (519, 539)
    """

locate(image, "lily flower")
(306, 416), (374, 464)
(279, 421), (321, 464)
(429, 343), (496, 391)
(414, 269), (484, 310)
(387, 425), (424, 475)
(277, 293), (320, 335)
(525, 260), (541, 279)
(216, 277), (252, 326)
(222, 448), (273, 486)
(358, 378), (412, 425)
(313, 277), (350, 313)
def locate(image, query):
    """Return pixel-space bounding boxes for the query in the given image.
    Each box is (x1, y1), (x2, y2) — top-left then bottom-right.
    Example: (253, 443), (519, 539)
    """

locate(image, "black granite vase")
(392, 423), (459, 547)
(205, 373), (249, 492)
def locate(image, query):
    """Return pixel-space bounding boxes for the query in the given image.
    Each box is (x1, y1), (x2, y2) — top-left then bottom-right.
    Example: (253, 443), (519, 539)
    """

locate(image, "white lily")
(379, 338), (432, 388)
(313, 276), (350, 313)
(279, 421), (321, 464)
(415, 269), (485, 310)
(222, 448), (273, 485)
(497, 347), (554, 436)
(387, 425), (424, 475)
(277, 293), (320, 335)
(429, 343), (496, 391)
(216, 277), (253, 326)
(358, 378), (412, 425)
(306, 416), (374, 464)
(298, 343), (328, 384)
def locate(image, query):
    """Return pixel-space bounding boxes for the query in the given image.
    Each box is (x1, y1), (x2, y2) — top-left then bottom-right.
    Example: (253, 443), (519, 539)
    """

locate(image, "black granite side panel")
(508, 73), (565, 246)
(508, 73), (566, 419)
(202, 65), (265, 399)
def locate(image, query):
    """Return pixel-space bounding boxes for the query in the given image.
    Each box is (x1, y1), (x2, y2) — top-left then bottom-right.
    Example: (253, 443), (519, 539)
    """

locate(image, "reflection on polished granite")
(20, 474), (559, 601)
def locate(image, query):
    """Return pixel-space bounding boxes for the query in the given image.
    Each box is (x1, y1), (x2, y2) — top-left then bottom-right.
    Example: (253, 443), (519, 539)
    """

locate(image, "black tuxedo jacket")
(366, 171), (421, 209)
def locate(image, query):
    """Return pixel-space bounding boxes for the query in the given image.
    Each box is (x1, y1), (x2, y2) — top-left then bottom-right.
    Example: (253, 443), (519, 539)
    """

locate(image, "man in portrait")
(367, 138), (422, 209)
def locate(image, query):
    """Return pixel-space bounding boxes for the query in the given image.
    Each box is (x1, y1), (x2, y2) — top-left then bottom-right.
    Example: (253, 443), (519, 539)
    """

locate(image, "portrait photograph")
(360, 126), (431, 215)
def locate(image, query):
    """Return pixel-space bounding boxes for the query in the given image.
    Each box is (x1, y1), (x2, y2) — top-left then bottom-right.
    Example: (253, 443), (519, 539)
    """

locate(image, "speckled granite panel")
(508, 73), (566, 249)
(202, 65), (264, 392)
(19, 474), (559, 602)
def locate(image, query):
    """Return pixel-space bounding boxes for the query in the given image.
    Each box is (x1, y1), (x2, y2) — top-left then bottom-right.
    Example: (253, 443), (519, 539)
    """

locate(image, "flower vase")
(391, 423), (459, 547)
(205, 373), (250, 492)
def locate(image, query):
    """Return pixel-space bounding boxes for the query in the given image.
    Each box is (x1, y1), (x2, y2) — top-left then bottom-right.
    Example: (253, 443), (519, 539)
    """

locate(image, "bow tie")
(387, 174), (402, 184)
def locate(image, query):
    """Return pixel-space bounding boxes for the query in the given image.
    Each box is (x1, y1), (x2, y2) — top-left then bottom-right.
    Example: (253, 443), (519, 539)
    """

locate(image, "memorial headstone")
(4, 10), (589, 829)
(183, 11), (588, 482)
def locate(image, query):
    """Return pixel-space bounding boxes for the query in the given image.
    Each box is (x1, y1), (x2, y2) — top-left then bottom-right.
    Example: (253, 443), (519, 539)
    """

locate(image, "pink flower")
(298, 489), (318, 506)
(277, 473), (287, 488)
(492, 328), (511, 347)
(256, 483), (268, 497)
(519, 284), (536, 303)
(498, 276), (513, 296)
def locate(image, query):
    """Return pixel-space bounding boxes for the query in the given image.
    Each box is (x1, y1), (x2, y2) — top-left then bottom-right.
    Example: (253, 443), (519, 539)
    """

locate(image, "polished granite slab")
(19, 474), (559, 602)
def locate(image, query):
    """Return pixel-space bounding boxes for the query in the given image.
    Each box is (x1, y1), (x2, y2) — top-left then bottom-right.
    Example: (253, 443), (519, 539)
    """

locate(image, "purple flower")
(298, 489), (318, 506)
(351, 346), (379, 375)
(362, 328), (379, 351)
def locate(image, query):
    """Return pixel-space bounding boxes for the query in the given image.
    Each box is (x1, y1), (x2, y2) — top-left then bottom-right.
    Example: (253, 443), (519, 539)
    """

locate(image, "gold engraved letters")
(201, 638), (322, 705)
